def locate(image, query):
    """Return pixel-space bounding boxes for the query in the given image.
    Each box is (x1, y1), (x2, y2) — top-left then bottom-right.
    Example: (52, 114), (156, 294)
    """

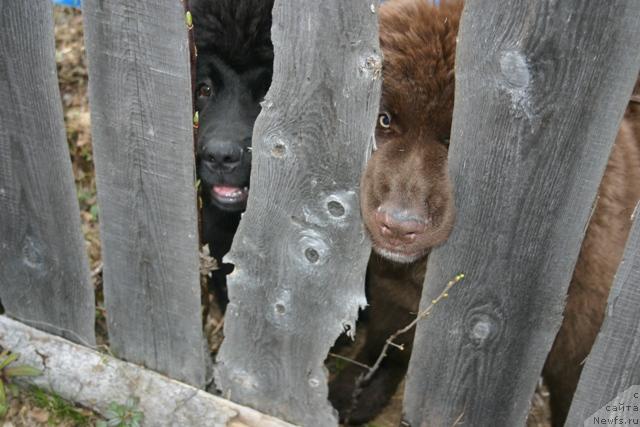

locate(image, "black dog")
(191, 0), (274, 308)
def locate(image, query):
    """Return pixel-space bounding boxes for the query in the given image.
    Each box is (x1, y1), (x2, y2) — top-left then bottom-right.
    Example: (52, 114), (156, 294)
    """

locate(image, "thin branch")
(363, 273), (464, 384)
(452, 410), (465, 426)
(90, 262), (103, 280)
(212, 316), (225, 336)
(344, 273), (465, 424)
(327, 352), (371, 371)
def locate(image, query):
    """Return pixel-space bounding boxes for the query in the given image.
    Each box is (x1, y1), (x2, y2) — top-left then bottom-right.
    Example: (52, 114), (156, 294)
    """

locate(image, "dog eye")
(378, 112), (391, 129)
(442, 137), (450, 146)
(198, 84), (213, 98)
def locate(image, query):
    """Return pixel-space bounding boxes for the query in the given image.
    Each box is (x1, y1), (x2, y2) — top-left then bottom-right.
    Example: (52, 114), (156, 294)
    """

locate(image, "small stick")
(452, 410), (465, 426)
(211, 317), (225, 336)
(343, 273), (465, 424)
(362, 273), (464, 384)
(90, 262), (103, 280)
(327, 352), (371, 371)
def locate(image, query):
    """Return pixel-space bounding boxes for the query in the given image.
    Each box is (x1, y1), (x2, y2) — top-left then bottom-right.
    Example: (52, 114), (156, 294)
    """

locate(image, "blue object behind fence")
(52, 0), (81, 8)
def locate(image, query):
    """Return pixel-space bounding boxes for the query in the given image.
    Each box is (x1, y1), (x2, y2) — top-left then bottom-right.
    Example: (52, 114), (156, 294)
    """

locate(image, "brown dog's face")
(361, 0), (462, 263)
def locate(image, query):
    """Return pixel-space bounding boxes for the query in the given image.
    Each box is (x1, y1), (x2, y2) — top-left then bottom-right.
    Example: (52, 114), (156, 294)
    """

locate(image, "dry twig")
(344, 273), (465, 423)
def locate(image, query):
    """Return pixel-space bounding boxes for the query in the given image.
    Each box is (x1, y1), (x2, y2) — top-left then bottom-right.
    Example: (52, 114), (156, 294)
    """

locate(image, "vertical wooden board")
(82, 0), (205, 386)
(0, 0), (95, 345)
(565, 203), (640, 425)
(402, 1), (640, 426)
(214, 1), (381, 425)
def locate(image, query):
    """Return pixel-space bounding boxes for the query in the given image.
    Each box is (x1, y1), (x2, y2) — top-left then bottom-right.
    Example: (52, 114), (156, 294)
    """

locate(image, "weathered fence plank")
(214, 1), (381, 425)
(403, 1), (640, 426)
(82, 0), (205, 386)
(0, 315), (294, 427)
(565, 202), (640, 425)
(0, 0), (95, 345)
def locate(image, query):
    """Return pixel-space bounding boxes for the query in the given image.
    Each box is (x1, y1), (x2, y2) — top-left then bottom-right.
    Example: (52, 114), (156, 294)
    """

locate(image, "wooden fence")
(0, 0), (639, 426)
(402, 1), (640, 426)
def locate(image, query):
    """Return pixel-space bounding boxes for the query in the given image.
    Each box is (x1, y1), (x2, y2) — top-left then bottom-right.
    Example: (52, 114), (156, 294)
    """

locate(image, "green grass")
(97, 398), (143, 427)
(30, 387), (93, 426)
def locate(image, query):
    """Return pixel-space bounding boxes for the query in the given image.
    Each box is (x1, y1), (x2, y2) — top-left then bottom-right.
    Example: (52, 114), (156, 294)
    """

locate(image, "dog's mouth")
(365, 213), (440, 264)
(372, 244), (427, 264)
(211, 185), (249, 206)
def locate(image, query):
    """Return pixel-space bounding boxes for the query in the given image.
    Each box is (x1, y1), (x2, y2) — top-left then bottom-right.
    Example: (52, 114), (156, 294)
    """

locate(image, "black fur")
(191, 0), (274, 309)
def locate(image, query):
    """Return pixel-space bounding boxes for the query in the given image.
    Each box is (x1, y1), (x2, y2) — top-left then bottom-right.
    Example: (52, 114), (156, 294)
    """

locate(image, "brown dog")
(328, 0), (640, 425)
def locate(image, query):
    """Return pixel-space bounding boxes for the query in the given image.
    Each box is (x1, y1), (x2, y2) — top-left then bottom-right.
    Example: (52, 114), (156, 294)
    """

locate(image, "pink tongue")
(213, 185), (241, 197)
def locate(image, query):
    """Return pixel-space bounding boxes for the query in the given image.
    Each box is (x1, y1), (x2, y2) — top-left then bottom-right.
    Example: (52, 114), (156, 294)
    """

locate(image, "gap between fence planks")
(0, 315), (295, 427)
(565, 202), (640, 424)
(214, 1), (381, 425)
(403, 1), (640, 426)
(82, 0), (206, 386)
(0, 0), (95, 345)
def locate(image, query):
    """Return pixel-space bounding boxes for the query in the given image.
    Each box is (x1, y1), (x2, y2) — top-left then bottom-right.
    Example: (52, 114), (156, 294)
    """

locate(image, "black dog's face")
(195, 55), (271, 212)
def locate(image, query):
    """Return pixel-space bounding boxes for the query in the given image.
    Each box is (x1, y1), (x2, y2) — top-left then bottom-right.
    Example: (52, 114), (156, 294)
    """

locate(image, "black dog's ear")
(241, 66), (272, 101)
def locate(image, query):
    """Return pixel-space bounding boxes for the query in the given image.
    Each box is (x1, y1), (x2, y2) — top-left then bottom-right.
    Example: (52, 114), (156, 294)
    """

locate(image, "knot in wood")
(270, 137), (288, 158)
(267, 290), (295, 331)
(327, 200), (345, 218)
(498, 50), (534, 121)
(295, 230), (329, 266)
(304, 247), (320, 263)
(466, 308), (501, 347)
(500, 50), (530, 89)
(274, 303), (286, 314)
(472, 320), (491, 340)
(323, 191), (355, 224)
(22, 234), (45, 270)
(361, 54), (382, 80)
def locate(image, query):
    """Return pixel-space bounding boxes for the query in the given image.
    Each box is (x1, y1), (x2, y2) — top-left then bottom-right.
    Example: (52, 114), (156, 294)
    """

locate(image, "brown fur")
(329, 0), (640, 425)
(329, 2), (462, 423)
(544, 94), (640, 424)
(360, 1), (460, 264)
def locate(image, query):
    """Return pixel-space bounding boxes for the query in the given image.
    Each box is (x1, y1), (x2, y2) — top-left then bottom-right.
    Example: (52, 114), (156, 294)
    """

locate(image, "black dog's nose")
(202, 141), (243, 170)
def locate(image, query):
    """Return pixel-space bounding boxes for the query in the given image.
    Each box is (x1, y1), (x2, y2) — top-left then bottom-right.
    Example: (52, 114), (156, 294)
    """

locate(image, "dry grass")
(53, 7), (101, 270)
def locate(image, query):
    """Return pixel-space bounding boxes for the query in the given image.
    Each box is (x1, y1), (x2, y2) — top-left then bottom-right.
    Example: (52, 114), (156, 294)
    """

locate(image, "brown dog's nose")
(375, 207), (426, 242)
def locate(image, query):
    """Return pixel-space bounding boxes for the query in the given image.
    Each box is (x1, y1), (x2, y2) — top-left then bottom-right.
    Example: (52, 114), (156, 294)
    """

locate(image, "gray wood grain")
(565, 203), (640, 425)
(0, 315), (295, 427)
(82, 0), (205, 386)
(214, 1), (381, 425)
(0, 0), (95, 345)
(402, 1), (640, 426)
